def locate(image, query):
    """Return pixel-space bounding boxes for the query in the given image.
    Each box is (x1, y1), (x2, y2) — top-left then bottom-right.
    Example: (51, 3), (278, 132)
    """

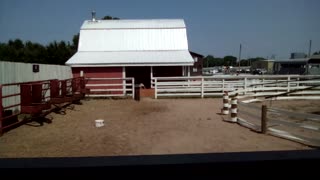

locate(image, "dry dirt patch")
(0, 98), (311, 158)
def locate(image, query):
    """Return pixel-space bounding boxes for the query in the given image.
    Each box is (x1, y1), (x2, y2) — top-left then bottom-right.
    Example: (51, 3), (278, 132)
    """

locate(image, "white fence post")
(244, 77), (247, 95)
(287, 76), (291, 92)
(155, 78), (158, 99)
(132, 78), (135, 100)
(201, 77), (204, 98)
(222, 79), (225, 93)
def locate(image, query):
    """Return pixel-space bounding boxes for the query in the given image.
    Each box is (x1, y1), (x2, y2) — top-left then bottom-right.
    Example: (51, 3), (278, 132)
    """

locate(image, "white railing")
(85, 77), (135, 99)
(153, 75), (320, 99)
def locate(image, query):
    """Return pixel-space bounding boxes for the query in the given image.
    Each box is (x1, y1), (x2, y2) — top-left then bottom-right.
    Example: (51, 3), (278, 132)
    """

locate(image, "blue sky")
(0, 0), (319, 59)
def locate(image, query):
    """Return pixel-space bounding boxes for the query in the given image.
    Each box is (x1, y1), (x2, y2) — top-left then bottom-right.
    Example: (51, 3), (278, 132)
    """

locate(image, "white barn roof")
(66, 19), (194, 67)
(81, 19), (186, 29)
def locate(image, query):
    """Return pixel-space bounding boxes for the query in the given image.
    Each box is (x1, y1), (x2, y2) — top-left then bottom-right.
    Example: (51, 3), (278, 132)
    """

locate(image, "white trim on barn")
(67, 50), (194, 67)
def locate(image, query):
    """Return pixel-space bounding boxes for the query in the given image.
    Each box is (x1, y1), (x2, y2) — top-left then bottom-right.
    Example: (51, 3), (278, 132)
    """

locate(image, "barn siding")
(72, 67), (123, 95)
(72, 67), (122, 78)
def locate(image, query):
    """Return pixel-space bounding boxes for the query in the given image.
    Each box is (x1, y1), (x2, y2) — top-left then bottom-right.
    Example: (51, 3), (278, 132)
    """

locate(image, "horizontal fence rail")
(266, 107), (320, 147)
(231, 99), (320, 147)
(85, 77), (135, 99)
(153, 75), (320, 99)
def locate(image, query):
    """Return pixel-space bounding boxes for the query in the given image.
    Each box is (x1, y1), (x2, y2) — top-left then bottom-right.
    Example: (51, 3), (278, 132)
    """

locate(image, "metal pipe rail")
(0, 77), (86, 136)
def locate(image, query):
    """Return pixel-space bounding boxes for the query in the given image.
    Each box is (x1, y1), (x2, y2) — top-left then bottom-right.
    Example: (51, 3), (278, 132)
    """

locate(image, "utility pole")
(238, 44), (242, 71)
(308, 40), (312, 58)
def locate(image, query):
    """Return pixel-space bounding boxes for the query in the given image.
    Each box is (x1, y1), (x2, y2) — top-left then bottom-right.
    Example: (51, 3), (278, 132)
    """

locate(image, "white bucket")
(95, 119), (104, 127)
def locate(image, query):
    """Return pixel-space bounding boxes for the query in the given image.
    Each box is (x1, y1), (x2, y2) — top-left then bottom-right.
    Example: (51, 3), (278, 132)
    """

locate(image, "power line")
(238, 43), (242, 69)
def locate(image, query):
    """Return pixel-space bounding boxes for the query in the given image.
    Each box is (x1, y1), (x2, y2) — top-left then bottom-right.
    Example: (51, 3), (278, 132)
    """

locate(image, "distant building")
(308, 55), (320, 75)
(290, 52), (307, 59)
(251, 60), (274, 74)
(189, 51), (204, 76)
(273, 55), (320, 75)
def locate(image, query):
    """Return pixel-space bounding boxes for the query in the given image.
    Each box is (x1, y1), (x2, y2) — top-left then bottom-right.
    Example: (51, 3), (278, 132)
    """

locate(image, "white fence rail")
(153, 75), (320, 99)
(85, 77), (135, 99)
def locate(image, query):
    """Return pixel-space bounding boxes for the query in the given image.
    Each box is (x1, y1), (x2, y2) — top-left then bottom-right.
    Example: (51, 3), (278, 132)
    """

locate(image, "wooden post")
(150, 66), (154, 88)
(32, 83), (43, 103)
(261, 105), (267, 134)
(20, 84), (32, 106)
(187, 66), (190, 87)
(80, 77), (85, 97)
(122, 67), (126, 96)
(0, 85), (3, 136)
(132, 78), (135, 100)
(155, 78), (158, 99)
(72, 78), (76, 95)
(61, 80), (67, 97)
(50, 80), (59, 98)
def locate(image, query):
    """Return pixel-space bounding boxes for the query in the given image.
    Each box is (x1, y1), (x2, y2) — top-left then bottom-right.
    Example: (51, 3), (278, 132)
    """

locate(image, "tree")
(203, 55), (214, 67)
(8, 39), (24, 50)
(71, 33), (79, 51)
(223, 56), (237, 66)
(240, 59), (249, 66)
(46, 40), (73, 65)
(314, 51), (320, 55)
(23, 41), (47, 63)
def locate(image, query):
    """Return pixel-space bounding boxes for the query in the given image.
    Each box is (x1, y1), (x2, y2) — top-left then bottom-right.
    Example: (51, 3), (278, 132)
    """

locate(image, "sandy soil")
(0, 98), (312, 158)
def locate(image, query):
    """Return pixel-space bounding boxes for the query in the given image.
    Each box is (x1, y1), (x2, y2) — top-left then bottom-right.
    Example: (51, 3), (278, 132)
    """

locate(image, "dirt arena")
(0, 98), (314, 158)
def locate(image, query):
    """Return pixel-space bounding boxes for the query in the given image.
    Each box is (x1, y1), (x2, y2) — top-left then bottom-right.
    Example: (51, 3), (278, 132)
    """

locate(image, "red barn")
(66, 18), (194, 96)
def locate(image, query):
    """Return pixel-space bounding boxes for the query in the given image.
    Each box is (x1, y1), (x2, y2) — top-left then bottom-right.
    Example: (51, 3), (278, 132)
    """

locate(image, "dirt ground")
(0, 98), (313, 158)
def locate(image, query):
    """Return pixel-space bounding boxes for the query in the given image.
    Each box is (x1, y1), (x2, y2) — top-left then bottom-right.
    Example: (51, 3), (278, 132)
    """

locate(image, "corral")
(0, 98), (313, 158)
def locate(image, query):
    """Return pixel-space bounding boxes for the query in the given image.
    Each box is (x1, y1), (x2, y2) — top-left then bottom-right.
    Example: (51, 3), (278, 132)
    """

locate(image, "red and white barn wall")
(71, 65), (191, 94)
(72, 67), (123, 95)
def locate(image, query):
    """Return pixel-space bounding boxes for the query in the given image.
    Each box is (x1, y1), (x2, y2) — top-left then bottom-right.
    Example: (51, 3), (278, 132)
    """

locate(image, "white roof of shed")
(66, 50), (194, 67)
(81, 19), (186, 29)
(66, 19), (194, 66)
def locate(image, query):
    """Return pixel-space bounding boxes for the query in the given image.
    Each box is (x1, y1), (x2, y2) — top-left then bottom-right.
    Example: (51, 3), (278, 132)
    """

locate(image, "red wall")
(72, 67), (122, 78)
(72, 67), (123, 95)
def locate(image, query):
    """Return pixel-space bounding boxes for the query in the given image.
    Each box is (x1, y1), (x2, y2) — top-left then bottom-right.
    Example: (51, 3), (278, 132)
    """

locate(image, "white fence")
(267, 107), (320, 147)
(153, 75), (320, 99)
(85, 77), (135, 99)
